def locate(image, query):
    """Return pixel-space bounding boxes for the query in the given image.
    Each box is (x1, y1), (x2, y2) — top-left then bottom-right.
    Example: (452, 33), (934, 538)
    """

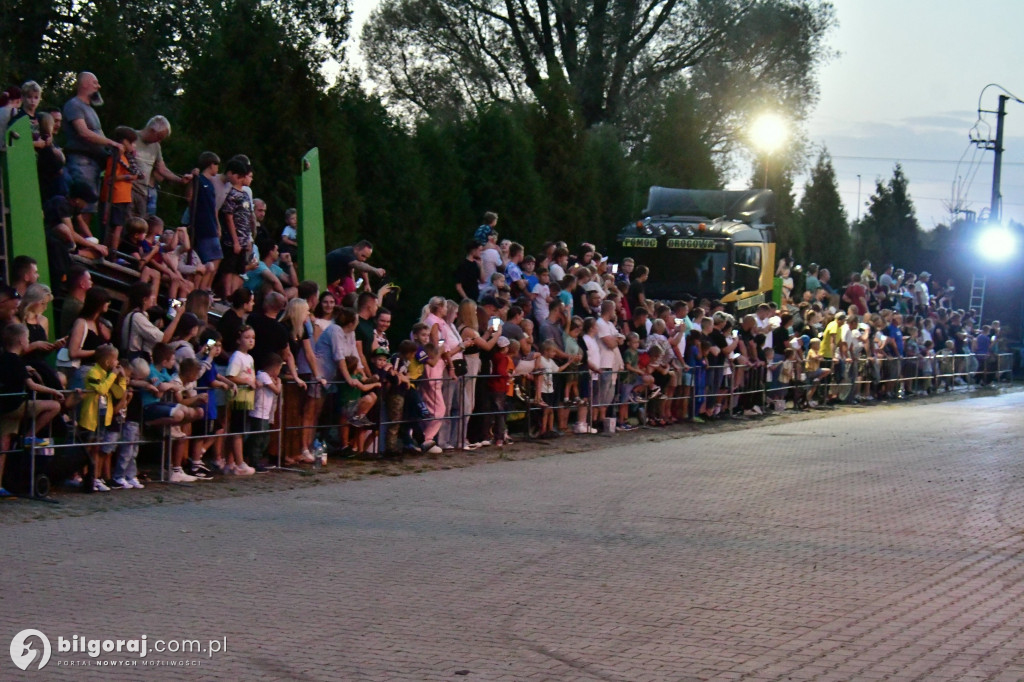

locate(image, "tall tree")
(362, 0), (837, 142)
(797, 149), (850, 275)
(751, 156), (799, 263)
(854, 164), (921, 268)
(2, 0), (350, 105)
(175, 0), (339, 215)
(635, 84), (720, 192)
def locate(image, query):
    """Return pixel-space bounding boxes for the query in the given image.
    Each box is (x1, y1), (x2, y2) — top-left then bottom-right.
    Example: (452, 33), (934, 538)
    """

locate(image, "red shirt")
(488, 352), (513, 395)
(845, 283), (868, 315)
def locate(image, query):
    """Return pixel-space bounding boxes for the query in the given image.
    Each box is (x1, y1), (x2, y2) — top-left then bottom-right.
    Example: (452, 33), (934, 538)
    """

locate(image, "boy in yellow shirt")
(81, 344), (128, 491)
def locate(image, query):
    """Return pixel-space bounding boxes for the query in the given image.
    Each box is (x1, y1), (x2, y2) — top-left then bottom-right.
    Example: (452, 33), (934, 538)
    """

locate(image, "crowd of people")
(0, 76), (1013, 500)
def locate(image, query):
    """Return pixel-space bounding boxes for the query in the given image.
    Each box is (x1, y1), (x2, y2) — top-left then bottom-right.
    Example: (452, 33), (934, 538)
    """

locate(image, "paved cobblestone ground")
(2, 391), (1024, 681)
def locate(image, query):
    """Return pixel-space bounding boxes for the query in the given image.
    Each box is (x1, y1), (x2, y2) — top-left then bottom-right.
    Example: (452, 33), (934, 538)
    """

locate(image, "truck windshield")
(620, 246), (730, 300)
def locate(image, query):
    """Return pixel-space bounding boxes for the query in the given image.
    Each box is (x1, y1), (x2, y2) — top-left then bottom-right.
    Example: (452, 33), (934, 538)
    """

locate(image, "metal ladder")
(969, 275), (986, 322)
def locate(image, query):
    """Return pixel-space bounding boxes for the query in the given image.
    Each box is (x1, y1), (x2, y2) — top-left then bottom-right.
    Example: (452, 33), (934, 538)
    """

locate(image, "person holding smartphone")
(17, 283), (66, 391)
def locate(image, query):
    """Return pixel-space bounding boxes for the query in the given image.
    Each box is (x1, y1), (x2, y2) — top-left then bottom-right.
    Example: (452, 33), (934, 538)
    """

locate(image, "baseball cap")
(372, 347), (390, 357)
(582, 281), (602, 293)
(496, 336), (510, 348)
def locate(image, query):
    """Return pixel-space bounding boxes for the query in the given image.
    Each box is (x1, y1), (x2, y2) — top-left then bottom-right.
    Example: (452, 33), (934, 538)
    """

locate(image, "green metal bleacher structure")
(2, 116), (327, 328)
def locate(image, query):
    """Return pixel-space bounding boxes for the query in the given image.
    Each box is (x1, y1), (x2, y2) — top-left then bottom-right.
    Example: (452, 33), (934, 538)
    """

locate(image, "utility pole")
(972, 92), (1012, 223)
(989, 95), (1007, 222)
(991, 94), (1007, 222)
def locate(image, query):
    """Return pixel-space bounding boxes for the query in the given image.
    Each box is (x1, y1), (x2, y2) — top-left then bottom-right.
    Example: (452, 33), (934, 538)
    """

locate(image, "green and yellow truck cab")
(614, 186), (776, 312)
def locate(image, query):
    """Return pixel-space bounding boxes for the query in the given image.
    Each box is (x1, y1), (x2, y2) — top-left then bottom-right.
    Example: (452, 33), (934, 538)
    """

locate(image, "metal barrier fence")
(2, 352), (1016, 500)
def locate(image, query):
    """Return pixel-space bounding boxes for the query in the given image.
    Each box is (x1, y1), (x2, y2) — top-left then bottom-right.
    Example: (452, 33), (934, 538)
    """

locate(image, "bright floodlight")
(750, 112), (788, 154)
(976, 224), (1017, 262)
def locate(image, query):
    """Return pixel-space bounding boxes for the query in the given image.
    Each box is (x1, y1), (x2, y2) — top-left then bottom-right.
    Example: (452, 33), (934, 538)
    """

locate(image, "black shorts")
(230, 409), (250, 434)
(550, 374), (565, 405)
(109, 203), (129, 229)
(218, 244), (249, 276)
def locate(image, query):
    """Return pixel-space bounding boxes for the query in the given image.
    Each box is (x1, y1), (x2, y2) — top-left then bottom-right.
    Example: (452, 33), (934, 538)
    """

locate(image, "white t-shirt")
(226, 351), (255, 389)
(538, 356), (558, 394)
(515, 354), (539, 377)
(480, 248), (503, 284)
(755, 315), (774, 349)
(548, 262), (566, 282)
(532, 283), (551, 321)
(844, 326), (862, 356)
(671, 330), (686, 365)
(583, 334), (602, 378)
(251, 370), (277, 420)
(282, 225), (297, 242)
(595, 317), (623, 371)
(915, 281), (929, 307)
(226, 350), (254, 377)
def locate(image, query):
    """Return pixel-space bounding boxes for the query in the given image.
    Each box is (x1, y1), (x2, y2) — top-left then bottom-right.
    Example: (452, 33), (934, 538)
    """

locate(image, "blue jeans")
(112, 422), (141, 481)
(65, 153), (102, 213)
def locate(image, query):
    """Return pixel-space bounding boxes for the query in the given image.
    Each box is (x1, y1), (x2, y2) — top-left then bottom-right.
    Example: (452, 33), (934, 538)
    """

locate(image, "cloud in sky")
(804, 0), (1024, 228)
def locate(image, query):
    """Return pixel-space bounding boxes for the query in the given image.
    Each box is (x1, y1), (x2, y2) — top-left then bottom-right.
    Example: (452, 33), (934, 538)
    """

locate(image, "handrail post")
(29, 389), (37, 498)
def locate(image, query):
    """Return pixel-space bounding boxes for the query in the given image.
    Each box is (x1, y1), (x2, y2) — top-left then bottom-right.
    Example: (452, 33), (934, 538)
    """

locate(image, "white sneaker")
(300, 450), (315, 463)
(426, 445), (443, 455)
(93, 478), (111, 492)
(235, 464), (255, 476)
(752, 405), (763, 415)
(111, 477), (131, 489)
(128, 477), (145, 489)
(808, 399), (819, 408)
(169, 468), (197, 483)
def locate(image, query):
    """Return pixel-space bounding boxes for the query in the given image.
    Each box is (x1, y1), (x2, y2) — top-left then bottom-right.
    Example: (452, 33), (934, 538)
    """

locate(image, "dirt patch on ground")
(2, 383), (1019, 524)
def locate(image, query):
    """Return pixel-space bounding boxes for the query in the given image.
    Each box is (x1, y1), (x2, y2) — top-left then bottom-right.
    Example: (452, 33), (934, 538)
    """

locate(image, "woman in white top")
(456, 299), (498, 449)
(312, 291), (336, 335)
(119, 281), (184, 357)
(580, 317), (603, 431)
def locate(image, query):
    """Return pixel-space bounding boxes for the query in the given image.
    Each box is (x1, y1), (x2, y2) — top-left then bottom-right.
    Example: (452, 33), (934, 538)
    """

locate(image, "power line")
(834, 188), (1024, 208)
(830, 154), (1024, 167)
